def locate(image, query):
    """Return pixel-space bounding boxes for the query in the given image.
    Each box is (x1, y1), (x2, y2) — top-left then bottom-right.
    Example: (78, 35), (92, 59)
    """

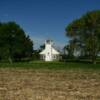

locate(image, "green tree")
(0, 22), (33, 63)
(65, 10), (100, 64)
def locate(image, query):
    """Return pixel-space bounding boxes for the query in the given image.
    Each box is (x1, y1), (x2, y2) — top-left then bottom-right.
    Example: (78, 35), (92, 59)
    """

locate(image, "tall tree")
(0, 22), (33, 63)
(65, 10), (100, 64)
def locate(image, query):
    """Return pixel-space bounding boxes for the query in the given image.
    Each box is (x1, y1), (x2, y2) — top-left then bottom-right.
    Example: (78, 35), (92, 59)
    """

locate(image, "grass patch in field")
(0, 61), (100, 70)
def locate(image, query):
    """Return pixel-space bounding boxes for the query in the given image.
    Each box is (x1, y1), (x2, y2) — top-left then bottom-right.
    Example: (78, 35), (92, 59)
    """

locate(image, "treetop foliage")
(0, 21), (33, 63)
(65, 10), (100, 64)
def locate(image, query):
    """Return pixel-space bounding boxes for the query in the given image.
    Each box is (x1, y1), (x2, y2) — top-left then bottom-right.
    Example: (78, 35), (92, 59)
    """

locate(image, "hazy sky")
(0, 0), (100, 49)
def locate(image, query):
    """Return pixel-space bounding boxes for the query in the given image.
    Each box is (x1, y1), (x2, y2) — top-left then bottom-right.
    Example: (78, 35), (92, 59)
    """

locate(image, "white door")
(45, 53), (51, 61)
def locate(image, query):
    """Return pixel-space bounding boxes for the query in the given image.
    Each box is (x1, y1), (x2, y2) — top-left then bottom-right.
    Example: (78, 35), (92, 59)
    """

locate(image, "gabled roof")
(40, 47), (60, 55)
(52, 47), (60, 54)
(40, 49), (46, 54)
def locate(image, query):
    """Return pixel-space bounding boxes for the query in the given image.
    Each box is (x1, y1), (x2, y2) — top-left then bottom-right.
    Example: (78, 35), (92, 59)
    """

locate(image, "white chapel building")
(40, 40), (60, 61)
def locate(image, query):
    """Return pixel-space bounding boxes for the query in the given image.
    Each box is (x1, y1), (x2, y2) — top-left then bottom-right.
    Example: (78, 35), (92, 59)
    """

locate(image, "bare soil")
(0, 68), (100, 100)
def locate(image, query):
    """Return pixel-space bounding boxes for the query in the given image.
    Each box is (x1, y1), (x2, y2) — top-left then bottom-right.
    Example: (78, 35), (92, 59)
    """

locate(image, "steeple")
(45, 39), (53, 46)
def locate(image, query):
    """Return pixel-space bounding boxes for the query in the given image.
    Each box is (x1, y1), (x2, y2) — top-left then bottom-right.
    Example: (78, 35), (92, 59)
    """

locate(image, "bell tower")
(45, 40), (53, 48)
(45, 40), (53, 61)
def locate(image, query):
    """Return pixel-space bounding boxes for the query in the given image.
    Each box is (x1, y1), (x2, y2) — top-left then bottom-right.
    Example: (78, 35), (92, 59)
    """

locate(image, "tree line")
(0, 10), (100, 64)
